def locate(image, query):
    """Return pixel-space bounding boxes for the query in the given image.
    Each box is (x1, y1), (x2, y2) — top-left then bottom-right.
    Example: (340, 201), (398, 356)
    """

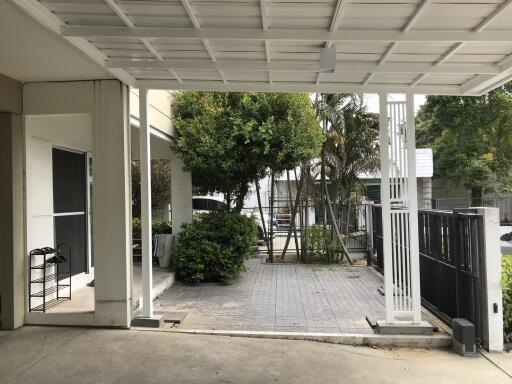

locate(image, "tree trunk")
(234, 183), (249, 213)
(280, 170), (306, 259)
(225, 191), (232, 211)
(269, 172), (275, 263)
(294, 168), (306, 262)
(255, 179), (270, 255)
(323, 177), (353, 264)
(287, 170), (300, 260)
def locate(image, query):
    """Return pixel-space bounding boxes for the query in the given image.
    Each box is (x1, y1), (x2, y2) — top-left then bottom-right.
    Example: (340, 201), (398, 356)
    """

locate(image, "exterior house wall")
(23, 80), (132, 327)
(129, 89), (174, 137)
(0, 112), (24, 329)
(0, 73), (22, 114)
(24, 113), (93, 310)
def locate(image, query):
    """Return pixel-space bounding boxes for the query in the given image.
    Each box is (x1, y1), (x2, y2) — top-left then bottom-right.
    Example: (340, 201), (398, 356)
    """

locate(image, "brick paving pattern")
(155, 257), (386, 334)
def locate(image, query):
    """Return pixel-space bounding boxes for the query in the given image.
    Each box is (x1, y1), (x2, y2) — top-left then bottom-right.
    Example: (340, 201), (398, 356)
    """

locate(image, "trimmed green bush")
(503, 256), (512, 342)
(303, 225), (342, 263)
(176, 211), (257, 284)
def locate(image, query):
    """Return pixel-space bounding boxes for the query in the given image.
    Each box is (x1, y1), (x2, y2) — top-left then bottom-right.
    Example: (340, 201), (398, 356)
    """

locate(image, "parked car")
(243, 210), (279, 241)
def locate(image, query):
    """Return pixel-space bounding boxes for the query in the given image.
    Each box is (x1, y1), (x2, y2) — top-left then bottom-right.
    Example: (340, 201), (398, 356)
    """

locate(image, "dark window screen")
(53, 148), (87, 276)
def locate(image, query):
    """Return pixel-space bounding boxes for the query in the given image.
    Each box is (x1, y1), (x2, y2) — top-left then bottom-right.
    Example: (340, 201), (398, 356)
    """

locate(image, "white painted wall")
(25, 113), (93, 310)
(130, 89), (173, 138)
(23, 80), (132, 327)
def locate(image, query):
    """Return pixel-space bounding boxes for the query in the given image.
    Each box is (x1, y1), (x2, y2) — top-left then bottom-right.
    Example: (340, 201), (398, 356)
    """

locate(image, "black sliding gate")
(372, 206), (487, 345)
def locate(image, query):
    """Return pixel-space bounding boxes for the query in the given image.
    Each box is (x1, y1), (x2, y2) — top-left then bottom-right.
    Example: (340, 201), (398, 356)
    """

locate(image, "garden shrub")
(303, 225), (342, 263)
(132, 218), (172, 237)
(503, 256), (512, 342)
(175, 211), (257, 284)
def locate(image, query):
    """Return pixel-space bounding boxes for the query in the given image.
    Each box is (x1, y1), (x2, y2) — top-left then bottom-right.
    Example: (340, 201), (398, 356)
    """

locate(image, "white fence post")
(476, 207), (504, 352)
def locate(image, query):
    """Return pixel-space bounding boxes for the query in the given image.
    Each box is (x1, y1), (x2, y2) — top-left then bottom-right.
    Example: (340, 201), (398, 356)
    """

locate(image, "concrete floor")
(47, 264), (174, 313)
(156, 257), (444, 334)
(0, 326), (510, 384)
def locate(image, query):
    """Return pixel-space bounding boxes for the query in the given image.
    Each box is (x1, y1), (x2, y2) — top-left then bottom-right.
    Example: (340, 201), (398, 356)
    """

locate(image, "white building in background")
(244, 148), (434, 219)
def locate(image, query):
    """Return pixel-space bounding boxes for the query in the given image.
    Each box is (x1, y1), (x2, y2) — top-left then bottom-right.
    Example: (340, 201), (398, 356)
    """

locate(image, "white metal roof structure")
(12, 0), (512, 96)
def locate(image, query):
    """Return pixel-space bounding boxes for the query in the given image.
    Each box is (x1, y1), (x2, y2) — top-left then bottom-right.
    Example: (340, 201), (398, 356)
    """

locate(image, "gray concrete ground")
(0, 326), (510, 384)
(155, 257), (441, 334)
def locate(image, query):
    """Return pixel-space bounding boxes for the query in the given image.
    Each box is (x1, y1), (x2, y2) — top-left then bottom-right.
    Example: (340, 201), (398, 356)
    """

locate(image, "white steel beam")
(473, 0), (512, 32)
(405, 92), (422, 324)
(318, 0), (348, 84)
(179, 0), (224, 82)
(103, 0), (182, 83)
(402, 0), (432, 32)
(137, 79), (462, 95)
(367, 0), (432, 82)
(378, 93), (394, 324)
(434, 42), (464, 66)
(260, 0), (272, 83)
(363, 73), (374, 86)
(139, 88), (153, 318)
(411, 73), (428, 87)
(106, 59), (499, 74)
(436, 0), (512, 94)
(61, 26), (512, 43)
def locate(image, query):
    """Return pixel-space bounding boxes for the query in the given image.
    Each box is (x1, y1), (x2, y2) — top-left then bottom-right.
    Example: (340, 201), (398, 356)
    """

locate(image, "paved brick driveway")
(155, 257), (387, 334)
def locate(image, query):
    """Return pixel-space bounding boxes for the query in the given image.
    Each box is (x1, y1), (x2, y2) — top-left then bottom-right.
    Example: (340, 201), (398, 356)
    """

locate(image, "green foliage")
(314, 94), (379, 204)
(303, 225), (342, 263)
(132, 218), (172, 237)
(172, 91), (323, 210)
(175, 211), (257, 284)
(132, 160), (172, 217)
(416, 84), (512, 197)
(503, 256), (512, 343)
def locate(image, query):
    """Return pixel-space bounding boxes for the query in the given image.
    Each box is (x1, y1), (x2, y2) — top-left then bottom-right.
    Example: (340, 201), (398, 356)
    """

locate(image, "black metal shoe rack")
(29, 243), (72, 312)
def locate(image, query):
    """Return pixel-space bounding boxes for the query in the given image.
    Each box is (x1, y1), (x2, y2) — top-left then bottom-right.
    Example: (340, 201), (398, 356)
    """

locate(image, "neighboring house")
(244, 148), (434, 222)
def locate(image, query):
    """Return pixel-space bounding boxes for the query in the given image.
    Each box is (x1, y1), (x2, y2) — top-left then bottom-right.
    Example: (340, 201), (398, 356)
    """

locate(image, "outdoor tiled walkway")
(155, 257), (386, 334)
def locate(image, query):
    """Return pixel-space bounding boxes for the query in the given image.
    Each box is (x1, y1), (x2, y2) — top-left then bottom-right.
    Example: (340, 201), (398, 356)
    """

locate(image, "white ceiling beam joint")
(103, 0), (183, 83)
(411, 73), (427, 87)
(402, 0), (432, 32)
(473, 0), (512, 32)
(260, 0), (271, 64)
(363, 73), (374, 86)
(324, 0), (347, 48)
(219, 70), (228, 84)
(435, 42), (464, 66)
(440, 0), (512, 94)
(179, 0), (223, 81)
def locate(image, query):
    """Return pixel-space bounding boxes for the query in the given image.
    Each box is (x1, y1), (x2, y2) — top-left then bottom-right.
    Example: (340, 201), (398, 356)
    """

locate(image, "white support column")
(379, 93), (394, 324)
(476, 207), (504, 352)
(377, 93), (427, 333)
(405, 93), (422, 324)
(139, 88), (153, 317)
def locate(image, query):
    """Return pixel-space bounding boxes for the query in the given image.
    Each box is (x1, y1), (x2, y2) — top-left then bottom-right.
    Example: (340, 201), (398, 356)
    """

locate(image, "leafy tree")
(416, 83), (512, 200)
(311, 93), (379, 263)
(132, 160), (172, 218)
(172, 91), (323, 212)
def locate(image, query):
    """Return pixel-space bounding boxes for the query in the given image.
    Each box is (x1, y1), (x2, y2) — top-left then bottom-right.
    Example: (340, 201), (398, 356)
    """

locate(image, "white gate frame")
(379, 93), (422, 325)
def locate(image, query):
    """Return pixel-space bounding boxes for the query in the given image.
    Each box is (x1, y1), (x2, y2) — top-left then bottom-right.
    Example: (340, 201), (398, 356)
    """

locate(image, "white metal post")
(405, 93), (422, 324)
(139, 88), (153, 317)
(379, 93), (394, 324)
